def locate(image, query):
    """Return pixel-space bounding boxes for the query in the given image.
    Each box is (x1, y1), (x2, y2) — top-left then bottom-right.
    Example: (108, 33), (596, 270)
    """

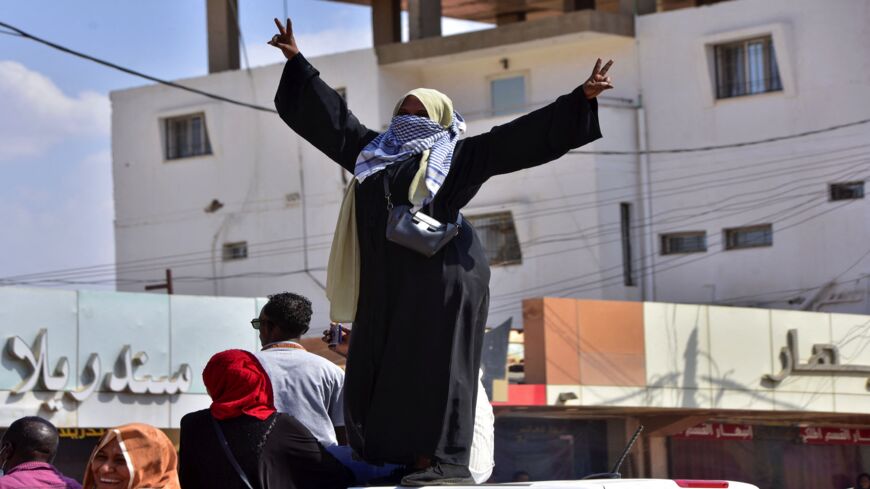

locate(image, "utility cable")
(2, 20), (869, 154)
(0, 20), (278, 114)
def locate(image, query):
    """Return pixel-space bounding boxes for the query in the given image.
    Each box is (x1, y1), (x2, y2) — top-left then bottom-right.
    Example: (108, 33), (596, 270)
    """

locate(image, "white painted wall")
(111, 35), (640, 330)
(636, 0), (870, 312)
(111, 0), (870, 333)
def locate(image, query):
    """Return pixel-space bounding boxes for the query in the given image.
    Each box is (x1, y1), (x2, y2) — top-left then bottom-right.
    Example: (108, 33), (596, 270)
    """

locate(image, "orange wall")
(523, 298), (646, 386)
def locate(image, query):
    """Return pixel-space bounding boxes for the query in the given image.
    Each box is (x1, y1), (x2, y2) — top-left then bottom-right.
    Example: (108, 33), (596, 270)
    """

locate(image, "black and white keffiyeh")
(354, 112), (466, 199)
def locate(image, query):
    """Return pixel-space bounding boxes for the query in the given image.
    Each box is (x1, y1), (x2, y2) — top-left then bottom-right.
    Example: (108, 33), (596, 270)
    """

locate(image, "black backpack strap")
(210, 415), (255, 489)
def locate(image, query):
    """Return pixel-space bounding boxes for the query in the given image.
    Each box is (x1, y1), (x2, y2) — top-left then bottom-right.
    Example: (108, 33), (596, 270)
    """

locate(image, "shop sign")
(764, 329), (870, 386)
(5, 329), (192, 410)
(674, 423), (754, 441)
(58, 428), (107, 440)
(800, 427), (870, 445)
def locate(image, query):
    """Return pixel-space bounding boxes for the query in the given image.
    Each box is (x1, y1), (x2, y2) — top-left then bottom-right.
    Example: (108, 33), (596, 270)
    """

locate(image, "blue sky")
(0, 1), (484, 286)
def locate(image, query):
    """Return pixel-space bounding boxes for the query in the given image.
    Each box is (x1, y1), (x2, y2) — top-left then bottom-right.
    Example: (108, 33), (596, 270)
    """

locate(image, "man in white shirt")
(252, 292), (346, 446)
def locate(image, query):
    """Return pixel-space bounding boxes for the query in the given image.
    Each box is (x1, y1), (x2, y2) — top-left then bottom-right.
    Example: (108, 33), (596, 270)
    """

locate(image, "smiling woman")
(81, 424), (180, 489)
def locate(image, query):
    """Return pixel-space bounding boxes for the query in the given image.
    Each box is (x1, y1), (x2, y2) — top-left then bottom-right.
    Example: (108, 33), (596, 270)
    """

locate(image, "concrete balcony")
(375, 9), (634, 65)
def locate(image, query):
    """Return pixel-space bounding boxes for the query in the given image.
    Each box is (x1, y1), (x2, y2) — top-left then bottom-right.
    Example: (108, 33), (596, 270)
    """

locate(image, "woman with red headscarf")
(178, 350), (354, 489)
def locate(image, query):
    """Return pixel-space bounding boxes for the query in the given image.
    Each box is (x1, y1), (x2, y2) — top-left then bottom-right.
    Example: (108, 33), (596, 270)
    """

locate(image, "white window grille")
(164, 113), (212, 160)
(466, 212), (522, 266)
(724, 224), (773, 250)
(715, 36), (782, 99)
(661, 232), (707, 255)
(222, 241), (248, 261)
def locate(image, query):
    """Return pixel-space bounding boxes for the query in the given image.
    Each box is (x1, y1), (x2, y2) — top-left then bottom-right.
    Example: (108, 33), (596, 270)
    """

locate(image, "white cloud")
(0, 149), (115, 284)
(0, 61), (110, 161)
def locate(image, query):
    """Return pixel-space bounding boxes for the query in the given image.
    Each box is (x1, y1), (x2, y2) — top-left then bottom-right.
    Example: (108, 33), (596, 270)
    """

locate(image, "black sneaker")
(400, 462), (474, 486)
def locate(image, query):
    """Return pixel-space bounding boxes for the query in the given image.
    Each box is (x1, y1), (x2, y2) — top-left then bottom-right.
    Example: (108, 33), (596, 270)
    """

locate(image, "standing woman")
(269, 17), (612, 486)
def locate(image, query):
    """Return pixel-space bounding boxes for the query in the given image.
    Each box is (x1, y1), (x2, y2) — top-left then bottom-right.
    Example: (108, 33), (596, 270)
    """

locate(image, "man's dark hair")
(262, 292), (312, 338)
(2, 416), (59, 463)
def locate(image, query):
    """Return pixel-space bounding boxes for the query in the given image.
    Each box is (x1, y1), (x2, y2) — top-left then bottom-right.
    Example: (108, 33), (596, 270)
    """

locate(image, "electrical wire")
(3, 154), (867, 286)
(0, 20), (278, 114)
(486, 193), (865, 312)
(2, 20), (869, 156)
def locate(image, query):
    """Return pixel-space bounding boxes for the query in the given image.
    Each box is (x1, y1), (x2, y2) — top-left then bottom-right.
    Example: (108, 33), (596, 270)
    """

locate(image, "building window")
(661, 232), (707, 255)
(620, 203), (635, 286)
(164, 113), (212, 160)
(491, 75), (526, 116)
(222, 241), (248, 261)
(466, 212), (522, 266)
(830, 181), (864, 201)
(724, 224), (772, 250)
(715, 36), (782, 99)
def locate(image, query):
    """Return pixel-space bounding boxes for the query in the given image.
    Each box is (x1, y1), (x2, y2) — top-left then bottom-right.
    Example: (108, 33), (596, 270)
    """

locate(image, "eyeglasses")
(251, 318), (262, 330)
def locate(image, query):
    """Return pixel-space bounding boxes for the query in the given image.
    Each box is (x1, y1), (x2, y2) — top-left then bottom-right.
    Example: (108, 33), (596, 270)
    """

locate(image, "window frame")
(488, 72), (529, 117)
(465, 211), (523, 267)
(163, 112), (213, 161)
(713, 35), (782, 100)
(723, 224), (773, 251)
(660, 231), (708, 256)
(698, 23), (794, 106)
(829, 181), (865, 201)
(222, 241), (249, 261)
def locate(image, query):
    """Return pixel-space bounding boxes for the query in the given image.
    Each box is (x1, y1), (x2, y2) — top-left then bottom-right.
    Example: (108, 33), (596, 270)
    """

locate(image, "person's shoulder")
(61, 474), (83, 489)
(180, 409), (211, 427)
(300, 350), (344, 375)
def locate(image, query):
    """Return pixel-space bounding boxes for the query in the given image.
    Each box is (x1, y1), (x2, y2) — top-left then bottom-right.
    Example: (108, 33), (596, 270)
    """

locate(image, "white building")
(110, 0), (870, 331)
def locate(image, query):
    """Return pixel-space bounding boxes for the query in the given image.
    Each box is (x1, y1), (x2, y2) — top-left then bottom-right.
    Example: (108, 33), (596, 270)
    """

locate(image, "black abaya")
(275, 54), (602, 466)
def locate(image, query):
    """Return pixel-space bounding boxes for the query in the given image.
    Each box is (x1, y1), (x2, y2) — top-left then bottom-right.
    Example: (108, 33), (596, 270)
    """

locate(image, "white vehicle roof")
(361, 479), (759, 489)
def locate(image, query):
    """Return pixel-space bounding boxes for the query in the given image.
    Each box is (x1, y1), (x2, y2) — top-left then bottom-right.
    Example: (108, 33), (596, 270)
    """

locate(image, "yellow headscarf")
(326, 89), (454, 322)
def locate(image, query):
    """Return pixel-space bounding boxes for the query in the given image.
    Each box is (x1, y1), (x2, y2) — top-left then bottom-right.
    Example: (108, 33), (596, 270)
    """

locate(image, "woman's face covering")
(90, 438), (131, 489)
(396, 95), (429, 118)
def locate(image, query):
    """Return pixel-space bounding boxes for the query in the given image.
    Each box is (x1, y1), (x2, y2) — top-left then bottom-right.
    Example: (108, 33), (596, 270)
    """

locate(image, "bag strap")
(210, 415), (255, 489)
(381, 171), (461, 225)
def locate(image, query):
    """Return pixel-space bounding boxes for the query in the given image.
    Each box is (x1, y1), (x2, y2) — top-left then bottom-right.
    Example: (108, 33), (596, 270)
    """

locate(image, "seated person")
(253, 292), (346, 446)
(82, 423), (179, 489)
(324, 325), (495, 484)
(179, 350), (355, 489)
(0, 416), (81, 489)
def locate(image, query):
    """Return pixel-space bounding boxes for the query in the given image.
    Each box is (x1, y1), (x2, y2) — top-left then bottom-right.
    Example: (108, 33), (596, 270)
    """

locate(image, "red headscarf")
(203, 349), (276, 421)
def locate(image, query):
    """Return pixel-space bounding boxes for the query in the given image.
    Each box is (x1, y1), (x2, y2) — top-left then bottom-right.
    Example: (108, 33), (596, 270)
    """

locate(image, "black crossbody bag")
(383, 176), (462, 257)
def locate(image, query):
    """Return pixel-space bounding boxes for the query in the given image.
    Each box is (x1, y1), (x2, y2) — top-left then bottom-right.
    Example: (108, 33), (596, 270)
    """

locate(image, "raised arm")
(270, 18), (378, 172)
(452, 59), (612, 187)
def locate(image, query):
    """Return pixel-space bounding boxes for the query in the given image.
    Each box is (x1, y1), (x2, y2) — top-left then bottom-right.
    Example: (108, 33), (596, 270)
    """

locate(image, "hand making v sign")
(267, 17), (300, 60)
(583, 58), (614, 100)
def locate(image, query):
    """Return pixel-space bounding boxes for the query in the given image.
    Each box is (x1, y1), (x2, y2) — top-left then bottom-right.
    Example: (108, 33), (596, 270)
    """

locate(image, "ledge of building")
(375, 9), (634, 66)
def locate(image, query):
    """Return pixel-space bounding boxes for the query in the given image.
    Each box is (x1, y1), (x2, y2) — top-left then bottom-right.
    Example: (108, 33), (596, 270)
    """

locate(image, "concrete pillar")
(372, 0), (402, 46)
(408, 0), (442, 41)
(206, 0), (240, 73)
(647, 436), (669, 478)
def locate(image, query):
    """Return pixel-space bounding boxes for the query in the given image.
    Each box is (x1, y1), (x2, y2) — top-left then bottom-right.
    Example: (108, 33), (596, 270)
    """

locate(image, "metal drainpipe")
(633, 11), (657, 301)
(637, 103), (656, 301)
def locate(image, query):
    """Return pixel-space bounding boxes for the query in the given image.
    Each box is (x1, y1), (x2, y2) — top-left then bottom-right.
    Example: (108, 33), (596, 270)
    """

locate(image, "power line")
(2, 19), (869, 157)
(0, 20), (277, 114)
(486, 193), (865, 311)
(568, 118), (870, 155)
(3, 152), (867, 285)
